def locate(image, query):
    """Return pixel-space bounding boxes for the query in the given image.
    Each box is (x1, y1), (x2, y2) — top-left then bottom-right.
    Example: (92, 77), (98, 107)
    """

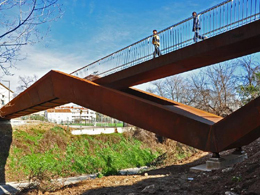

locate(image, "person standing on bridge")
(192, 12), (207, 42)
(152, 30), (162, 58)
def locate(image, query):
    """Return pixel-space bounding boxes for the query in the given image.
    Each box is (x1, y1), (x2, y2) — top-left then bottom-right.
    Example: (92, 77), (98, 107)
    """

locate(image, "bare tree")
(188, 72), (212, 111)
(147, 75), (192, 104)
(237, 55), (260, 86)
(189, 63), (240, 116)
(0, 0), (62, 75)
(147, 62), (240, 117)
(164, 75), (190, 103)
(16, 74), (38, 94)
(146, 80), (167, 98)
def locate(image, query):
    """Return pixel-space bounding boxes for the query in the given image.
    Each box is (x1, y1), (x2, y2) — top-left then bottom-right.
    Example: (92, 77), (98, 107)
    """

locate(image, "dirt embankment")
(18, 137), (260, 195)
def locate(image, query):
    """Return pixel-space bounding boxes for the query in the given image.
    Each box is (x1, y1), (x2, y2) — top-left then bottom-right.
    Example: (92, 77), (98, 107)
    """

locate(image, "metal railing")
(71, 0), (260, 80)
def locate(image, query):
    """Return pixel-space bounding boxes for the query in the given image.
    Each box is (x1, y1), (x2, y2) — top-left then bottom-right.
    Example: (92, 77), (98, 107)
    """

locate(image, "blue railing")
(71, 0), (260, 80)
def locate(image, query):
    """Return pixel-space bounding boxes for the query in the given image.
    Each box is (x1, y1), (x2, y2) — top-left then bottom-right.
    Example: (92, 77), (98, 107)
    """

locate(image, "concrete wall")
(71, 127), (130, 135)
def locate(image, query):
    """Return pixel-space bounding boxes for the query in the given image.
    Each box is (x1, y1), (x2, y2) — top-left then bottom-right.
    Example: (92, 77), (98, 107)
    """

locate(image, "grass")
(2, 123), (198, 183)
(5, 124), (157, 181)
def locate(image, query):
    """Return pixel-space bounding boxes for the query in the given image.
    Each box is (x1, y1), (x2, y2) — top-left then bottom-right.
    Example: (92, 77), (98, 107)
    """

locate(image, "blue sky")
(1, 0), (249, 91)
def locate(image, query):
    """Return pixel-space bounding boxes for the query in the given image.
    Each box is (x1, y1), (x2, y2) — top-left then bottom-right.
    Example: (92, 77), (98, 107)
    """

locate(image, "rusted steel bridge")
(1, 0), (260, 153)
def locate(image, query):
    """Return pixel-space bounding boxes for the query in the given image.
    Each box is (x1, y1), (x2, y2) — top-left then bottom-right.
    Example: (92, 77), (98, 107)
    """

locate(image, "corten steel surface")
(1, 70), (222, 152)
(94, 20), (260, 90)
(1, 70), (260, 152)
(211, 95), (260, 152)
(0, 72), (69, 118)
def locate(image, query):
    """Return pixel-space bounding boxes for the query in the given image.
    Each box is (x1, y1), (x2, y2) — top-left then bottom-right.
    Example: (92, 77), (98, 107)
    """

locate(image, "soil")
(18, 138), (260, 195)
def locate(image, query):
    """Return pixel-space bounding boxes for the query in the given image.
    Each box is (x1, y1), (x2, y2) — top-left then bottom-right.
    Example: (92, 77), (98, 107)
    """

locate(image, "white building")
(45, 108), (72, 124)
(45, 106), (96, 124)
(0, 82), (13, 108)
(71, 107), (96, 121)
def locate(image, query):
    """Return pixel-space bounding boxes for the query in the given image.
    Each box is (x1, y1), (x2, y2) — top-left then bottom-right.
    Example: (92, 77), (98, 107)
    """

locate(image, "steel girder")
(1, 70), (260, 152)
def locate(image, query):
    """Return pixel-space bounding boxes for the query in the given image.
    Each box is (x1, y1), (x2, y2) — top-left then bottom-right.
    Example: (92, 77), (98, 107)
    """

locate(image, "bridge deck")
(95, 20), (260, 89)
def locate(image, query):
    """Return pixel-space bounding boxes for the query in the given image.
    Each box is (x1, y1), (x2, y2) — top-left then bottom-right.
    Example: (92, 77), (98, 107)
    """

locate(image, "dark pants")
(193, 30), (205, 42)
(153, 46), (162, 58)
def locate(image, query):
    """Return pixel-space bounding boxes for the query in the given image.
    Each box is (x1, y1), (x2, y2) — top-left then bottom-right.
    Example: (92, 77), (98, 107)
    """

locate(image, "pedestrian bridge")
(1, 0), (260, 153)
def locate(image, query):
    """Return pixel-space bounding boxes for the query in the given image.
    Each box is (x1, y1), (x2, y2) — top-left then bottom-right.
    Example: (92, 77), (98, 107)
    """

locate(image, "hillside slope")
(19, 138), (260, 195)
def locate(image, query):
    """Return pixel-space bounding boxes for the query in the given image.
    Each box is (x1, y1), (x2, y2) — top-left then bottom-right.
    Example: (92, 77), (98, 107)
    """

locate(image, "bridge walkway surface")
(94, 20), (260, 90)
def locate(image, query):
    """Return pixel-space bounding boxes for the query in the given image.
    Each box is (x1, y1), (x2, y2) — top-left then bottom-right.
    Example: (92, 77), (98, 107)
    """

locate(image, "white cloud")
(2, 45), (86, 92)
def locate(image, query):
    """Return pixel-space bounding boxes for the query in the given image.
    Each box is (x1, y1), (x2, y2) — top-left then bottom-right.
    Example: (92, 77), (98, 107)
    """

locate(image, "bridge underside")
(1, 20), (260, 153)
(1, 70), (260, 153)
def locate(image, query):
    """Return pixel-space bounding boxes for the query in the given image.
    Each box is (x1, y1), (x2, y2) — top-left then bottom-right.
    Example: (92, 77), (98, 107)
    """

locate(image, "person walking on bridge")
(192, 12), (207, 42)
(152, 30), (162, 58)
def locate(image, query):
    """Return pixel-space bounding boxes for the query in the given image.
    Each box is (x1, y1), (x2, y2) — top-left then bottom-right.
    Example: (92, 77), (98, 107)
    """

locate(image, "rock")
(181, 183), (191, 188)
(225, 191), (238, 195)
(180, 174), (187, 180)
(212, 176), (221, 180)
(141, 184), (155, 193)
(171, 185), (181, 190)
(235, 185), (241, 190)
(119, 166), (148, 175)
(222, 167), (233, 173)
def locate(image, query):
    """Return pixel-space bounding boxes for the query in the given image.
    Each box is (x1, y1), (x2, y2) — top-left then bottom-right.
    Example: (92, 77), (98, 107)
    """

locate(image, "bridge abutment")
(190, 149), (247, 172)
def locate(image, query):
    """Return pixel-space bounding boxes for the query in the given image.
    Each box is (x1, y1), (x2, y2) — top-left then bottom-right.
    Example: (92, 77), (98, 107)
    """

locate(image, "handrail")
(71, 0), (259, 80)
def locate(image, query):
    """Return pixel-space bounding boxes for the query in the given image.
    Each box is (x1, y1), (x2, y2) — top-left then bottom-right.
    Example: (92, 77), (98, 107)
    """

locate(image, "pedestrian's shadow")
(0, 119), (13, 184)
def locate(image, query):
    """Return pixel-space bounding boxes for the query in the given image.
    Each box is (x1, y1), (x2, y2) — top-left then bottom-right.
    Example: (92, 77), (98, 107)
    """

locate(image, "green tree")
(238, 72), (260, 105)
(236, 56), (260, 105)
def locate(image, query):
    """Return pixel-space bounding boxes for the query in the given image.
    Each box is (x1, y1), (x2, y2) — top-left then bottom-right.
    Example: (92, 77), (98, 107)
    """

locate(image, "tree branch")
(0, 0), (9, 6)
(0, 0), (37, 39)
(0, 43), (27, 46)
